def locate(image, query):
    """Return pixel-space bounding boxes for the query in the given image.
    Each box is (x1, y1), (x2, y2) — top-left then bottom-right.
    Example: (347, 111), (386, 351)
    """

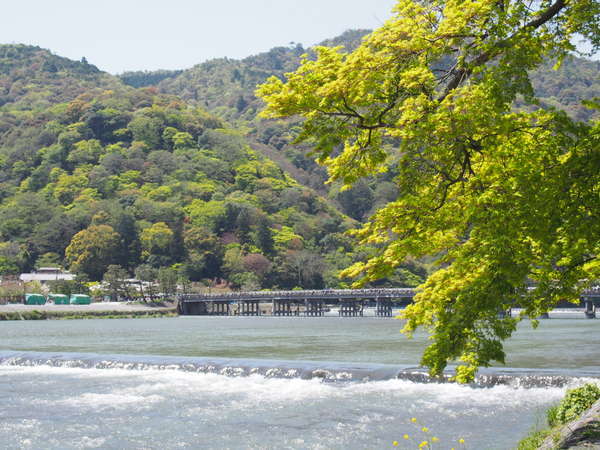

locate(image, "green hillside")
(0, 44), (122, 112)
(0, 44), (430, 289)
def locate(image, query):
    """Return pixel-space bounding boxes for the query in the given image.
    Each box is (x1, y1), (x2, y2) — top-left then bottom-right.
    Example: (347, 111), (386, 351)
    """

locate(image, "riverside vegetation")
(517, 383), (600, 449)
(0, 308), (177, 321)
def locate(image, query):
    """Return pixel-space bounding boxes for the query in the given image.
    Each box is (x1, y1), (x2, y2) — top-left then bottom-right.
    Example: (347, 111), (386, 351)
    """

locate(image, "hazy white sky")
(1, 0), (397, 74)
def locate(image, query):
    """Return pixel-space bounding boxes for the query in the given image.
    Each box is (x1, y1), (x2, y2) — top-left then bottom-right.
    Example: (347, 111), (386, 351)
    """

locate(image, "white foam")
(59, 392), (164, 409)
(0, 363), (570, 415)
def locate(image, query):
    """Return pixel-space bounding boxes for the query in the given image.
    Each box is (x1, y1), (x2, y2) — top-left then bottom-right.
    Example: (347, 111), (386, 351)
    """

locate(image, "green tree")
(128, 115), (163, 148)
(336, 179), (374, 221)
(258, 0), (600, 381)
(34, 252), (61, 269)
(140, 222), (174, 262)
(0, 242), (26, 274)
(254, 216), (275, 255)
(182, 226), (223, 280)
(276, 250), (326, 289)
(65, 224), (120, 281)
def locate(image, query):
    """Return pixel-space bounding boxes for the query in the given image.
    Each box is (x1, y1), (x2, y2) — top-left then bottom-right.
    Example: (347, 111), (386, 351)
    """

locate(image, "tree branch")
(439, 0), (567, 101)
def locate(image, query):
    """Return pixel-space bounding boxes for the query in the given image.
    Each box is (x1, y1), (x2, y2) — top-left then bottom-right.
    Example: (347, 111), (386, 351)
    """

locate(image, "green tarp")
(49, 294), (69, 305)
(70, 294), (91, 305)
(25, 293), (46, 305)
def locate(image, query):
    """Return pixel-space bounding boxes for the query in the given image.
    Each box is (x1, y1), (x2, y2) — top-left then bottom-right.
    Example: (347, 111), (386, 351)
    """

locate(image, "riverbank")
(0, 301), (177, 320)
(540, 398), (600, 448)
(517, 383), (600, 449)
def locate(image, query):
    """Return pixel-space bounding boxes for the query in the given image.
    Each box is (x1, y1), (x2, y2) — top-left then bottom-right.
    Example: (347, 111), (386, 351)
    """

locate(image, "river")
(0, 317), (598, 449)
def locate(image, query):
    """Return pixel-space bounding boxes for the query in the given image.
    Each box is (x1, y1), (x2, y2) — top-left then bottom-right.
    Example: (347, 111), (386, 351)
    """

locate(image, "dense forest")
(0, 44), (424, 290)
(0, 30), (597, 290)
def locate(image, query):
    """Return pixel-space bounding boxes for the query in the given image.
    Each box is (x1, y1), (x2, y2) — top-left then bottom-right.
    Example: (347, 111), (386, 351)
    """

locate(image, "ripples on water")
(0, 318), (598, 449)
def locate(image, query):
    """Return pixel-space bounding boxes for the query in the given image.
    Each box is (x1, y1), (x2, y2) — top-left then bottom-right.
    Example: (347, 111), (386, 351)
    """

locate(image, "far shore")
(0, 301), (177, 320)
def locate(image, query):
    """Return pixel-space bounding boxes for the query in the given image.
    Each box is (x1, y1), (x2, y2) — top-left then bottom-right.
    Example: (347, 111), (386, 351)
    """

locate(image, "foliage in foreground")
(258, 0), (600, 381)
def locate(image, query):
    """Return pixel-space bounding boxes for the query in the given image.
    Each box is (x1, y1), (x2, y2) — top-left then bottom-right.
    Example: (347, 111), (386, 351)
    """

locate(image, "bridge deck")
(179, 287), (600, 303)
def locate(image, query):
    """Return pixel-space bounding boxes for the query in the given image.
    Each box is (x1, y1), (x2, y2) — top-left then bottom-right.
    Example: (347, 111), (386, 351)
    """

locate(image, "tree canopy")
(258, 0), (600, 381)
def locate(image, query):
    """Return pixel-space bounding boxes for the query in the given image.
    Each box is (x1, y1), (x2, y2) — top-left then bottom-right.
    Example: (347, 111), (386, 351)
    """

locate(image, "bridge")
(178, 287), (600, 318)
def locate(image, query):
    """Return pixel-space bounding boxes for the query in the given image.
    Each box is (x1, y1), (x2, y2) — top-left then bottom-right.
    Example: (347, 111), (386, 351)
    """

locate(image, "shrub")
(553, 383), (600, 426)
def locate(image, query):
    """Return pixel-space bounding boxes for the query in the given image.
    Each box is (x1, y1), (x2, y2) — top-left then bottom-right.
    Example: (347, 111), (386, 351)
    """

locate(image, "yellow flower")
(421, 427), (429, 433)
(459, 438), (465, 444)
(419, 441), (429, 448)
(411, 417), (417, 423)
(403, 434), (410, 440)
(432, 437), (439, 442)
(392, 441), (399, 447)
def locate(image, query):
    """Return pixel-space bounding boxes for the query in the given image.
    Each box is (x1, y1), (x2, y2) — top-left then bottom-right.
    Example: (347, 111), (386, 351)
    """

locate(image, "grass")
(0, 309), (178, 321)
(516, 429), (555, 450)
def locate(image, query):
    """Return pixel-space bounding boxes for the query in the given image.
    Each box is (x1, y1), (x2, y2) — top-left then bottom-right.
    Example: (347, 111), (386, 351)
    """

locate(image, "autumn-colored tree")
(258, 0), (600, 381)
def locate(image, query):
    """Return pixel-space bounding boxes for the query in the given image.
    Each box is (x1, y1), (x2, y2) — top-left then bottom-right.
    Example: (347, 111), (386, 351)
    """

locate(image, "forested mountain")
(0, 44), (428, 289)
(155, 30), (370, 124)
(527, 57), (600, 122)
(2, 32), (595, 289)
(156, 30), (599, 221)
(0, 45), (121, 111)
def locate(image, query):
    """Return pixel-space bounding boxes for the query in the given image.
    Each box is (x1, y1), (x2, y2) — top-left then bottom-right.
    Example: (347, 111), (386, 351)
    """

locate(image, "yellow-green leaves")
(257, 0), (600, 381)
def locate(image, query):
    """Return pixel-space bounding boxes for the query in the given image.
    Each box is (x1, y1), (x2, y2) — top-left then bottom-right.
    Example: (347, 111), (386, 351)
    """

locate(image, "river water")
(0, 317), (598, 449)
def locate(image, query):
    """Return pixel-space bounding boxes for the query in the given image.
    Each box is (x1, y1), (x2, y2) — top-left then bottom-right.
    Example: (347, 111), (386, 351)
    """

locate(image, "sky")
(1, 0), (397, 74)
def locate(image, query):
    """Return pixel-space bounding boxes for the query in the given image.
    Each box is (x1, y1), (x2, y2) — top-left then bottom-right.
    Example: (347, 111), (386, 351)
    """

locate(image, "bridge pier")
(339, 300), (363, 317)
(498, 308), (513, 319)
(181, 301), (208, 315)
(273, 299), (295, 316)
(208, 301), (230, 316)
(239, 300), (260, 316)
(375, 299), (393, 317)
(304, 299), (324, 317)
(584, 297), (597, 319)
